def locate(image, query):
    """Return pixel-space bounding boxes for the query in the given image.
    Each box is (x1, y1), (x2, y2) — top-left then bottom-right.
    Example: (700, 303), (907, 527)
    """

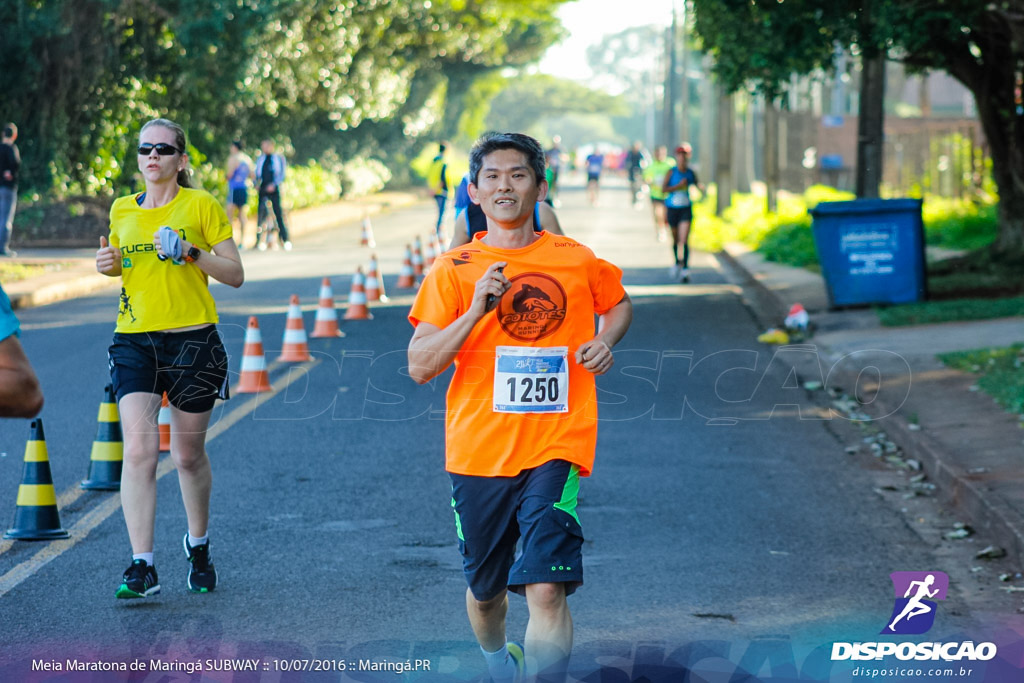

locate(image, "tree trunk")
(764, 100), (779, 214)
(973, 88), (1024, 253)
(856, 51), (885, 198)
(716, 85), (734, 215)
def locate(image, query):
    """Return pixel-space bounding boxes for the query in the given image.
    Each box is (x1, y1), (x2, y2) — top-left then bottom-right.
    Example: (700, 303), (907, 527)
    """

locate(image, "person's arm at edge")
(408, 261), (509, 384)
(0, 334), (43, 417)
(449, 212), (471, 249)
(538, 203), (564, 236)
(575, 293), (632, 375)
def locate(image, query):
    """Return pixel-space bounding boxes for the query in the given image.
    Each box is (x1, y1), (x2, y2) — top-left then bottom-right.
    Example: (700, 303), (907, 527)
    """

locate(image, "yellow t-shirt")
(108, 188), (232, 333)
(408, 232), (626, 478)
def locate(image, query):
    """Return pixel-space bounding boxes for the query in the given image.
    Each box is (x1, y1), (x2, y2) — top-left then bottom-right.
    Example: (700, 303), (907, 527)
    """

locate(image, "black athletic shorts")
(229, 187), (248, 208)
(666, 206), (693, 227)
(449, 459), (584, 601)
(108, 325), (230, 413)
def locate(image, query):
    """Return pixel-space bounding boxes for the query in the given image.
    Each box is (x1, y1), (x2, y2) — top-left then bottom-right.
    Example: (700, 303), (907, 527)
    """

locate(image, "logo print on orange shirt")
(497, 273), (567, 341)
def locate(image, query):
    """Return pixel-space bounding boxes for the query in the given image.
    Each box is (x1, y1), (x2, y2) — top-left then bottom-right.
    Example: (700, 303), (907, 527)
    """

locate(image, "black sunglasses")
(137, 143), (182, 156)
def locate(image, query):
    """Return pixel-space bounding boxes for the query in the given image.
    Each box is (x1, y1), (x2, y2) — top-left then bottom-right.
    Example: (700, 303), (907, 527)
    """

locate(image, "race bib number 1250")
(493, 346), (569, 413)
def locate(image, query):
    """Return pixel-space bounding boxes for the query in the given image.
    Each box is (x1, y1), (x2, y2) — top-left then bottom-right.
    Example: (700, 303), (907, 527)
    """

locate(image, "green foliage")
(877, 297), (1024, 327)
(698, 186), (999, 270)
(922, 197), (998, 251)
(485, 75), (629, 136)
(938, 345), (1024, 416)
(0, 0), (570, 202)
(690, 185), (854, 268)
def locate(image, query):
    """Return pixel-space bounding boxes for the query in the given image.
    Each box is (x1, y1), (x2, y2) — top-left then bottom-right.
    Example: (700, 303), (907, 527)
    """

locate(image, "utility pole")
(856, 51), (885, 198)
(679, 0), (690, 144)
(662, 6), (678, 148)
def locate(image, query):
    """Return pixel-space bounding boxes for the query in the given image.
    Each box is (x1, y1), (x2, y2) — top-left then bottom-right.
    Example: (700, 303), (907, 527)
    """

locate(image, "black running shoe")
(183, 534), (217, 593)
(116, 559), (160, 599)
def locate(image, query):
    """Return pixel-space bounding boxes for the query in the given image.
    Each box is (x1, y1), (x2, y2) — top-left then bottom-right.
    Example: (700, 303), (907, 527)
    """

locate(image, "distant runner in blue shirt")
(662, 143), (705, 283)
(585, 150), (604, 206)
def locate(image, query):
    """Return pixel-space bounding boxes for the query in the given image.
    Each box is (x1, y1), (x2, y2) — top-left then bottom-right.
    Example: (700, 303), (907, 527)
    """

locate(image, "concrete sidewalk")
(718, 242), (1024, 568)
(0, 190), (424, 310)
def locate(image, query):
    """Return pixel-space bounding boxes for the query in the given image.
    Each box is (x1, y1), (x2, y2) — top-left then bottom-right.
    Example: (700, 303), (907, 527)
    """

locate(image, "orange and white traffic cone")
(412, 236), (425, 277)
(424, 234), (437, 272)
(397, 245), (416, 289)
(278, 296), (312, 362)
(238, 317), (273, 392)
(312, 277), (345, 338)
(344, 267), (373, 320)
(360, 215), (376, 247)
(365, 254), (382, 302)
(158, 392), (171, 452)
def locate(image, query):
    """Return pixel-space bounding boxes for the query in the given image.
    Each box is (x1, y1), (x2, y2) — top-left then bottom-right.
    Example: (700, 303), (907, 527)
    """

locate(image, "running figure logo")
(118, 287), (136, 323)
(882, 571), (949, 635)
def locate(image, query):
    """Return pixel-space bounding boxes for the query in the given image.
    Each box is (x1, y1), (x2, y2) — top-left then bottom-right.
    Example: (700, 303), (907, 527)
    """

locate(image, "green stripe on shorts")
(451, 497), (465, 541)
(553, 464), (581, 527)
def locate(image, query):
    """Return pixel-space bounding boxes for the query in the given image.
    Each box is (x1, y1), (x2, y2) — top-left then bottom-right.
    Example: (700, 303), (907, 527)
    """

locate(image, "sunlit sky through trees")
(539, 0), (675, 86)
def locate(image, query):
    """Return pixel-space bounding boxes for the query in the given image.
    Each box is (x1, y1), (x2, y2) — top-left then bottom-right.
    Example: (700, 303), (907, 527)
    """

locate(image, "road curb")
(717, 245), (1024, 569)
(8, 270), (118, 311)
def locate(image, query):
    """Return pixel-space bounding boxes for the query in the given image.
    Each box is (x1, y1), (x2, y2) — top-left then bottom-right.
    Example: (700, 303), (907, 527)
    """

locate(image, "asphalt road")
(0, 177), (1012, 681)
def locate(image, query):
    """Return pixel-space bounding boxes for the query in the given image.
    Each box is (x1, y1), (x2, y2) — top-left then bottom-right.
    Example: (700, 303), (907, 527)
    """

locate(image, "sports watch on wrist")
(184, 245), (201, 263)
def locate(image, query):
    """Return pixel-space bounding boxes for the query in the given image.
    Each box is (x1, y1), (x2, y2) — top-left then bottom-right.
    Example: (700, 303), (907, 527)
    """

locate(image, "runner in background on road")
(585, 147), (604, 206)
(225, 140), (253, 249)
(427, 142), (450, 240)
(544, 136), (564, 208)
(643, 145), (674, 242)
(408, 132), (632, 682)
(255, 138), (292, 251)
(0, 282), (43, 417)
(662, 142), (705, 283)
(95, 117), (243, 601)
(449, 183), (564, 250)
(624, 141), (647, 207)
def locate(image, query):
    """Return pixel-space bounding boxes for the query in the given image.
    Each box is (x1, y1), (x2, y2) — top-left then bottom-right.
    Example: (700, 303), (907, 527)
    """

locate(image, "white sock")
(188, 533), (208, 548)
(133, 552), (154, 567)
(482, 643), (515, 680)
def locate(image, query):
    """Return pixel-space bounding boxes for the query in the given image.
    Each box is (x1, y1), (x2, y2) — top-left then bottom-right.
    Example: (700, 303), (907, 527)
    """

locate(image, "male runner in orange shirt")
(408, 132), (632, 682)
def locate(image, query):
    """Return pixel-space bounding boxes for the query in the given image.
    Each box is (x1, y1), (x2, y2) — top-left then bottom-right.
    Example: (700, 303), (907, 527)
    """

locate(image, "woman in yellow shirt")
(95, 118), (244, 600)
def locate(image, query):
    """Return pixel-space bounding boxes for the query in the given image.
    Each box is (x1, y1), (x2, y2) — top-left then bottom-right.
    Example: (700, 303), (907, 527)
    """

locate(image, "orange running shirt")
(408, 231), (625, 478)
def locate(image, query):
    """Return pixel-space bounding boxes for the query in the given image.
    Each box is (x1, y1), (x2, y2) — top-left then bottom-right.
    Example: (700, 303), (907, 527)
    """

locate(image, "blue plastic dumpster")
(809, 198), (927, 307)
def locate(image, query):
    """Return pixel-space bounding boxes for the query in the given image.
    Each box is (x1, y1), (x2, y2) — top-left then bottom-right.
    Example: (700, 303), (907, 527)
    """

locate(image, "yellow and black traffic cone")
(5, 418), (69, 540)
(81, 384), (123, 490)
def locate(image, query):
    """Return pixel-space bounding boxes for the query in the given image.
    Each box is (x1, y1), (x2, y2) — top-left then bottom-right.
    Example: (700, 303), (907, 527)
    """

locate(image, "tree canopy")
(0, 0), (568, 198)
(692, 0), (1023, 253)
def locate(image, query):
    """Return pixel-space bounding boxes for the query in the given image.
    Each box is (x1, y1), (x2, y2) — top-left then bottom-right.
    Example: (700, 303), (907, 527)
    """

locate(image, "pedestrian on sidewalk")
(662, 142), (705, 283)
(226, 140), (253, 249)
(0, 123), (21, 257)
(95, 117), (244, 600)
(255, 138), (292, 250)
(0, 282), (43, 417)
(408, 132), (632, 682)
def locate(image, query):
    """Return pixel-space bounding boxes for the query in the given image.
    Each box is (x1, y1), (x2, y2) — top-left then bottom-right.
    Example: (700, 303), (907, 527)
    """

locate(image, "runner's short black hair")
(469, 132), (545, 186)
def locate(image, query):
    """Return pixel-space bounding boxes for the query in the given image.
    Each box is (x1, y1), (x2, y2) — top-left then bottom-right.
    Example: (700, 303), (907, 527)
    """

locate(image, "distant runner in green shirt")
(643, 145), (674, 241)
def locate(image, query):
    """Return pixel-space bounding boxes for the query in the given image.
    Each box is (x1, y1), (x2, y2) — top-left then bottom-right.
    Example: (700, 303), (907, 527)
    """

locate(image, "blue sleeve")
(0, 285), (20, 341)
